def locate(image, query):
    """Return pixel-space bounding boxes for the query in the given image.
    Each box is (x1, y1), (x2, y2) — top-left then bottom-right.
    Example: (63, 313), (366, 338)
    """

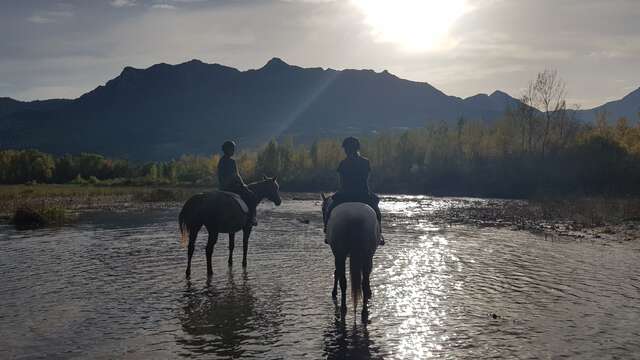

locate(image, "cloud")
(4, 0), (640, 108)
(27, 15), (54, 24)
(110, 0), (137, 8)
(151, 4), (178, 10)
(26, 10), (73, 24)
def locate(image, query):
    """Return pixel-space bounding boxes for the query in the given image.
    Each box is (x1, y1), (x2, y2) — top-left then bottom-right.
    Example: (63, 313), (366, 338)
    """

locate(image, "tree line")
(1, 71), (638, 197)
(1, 114), (638, 197)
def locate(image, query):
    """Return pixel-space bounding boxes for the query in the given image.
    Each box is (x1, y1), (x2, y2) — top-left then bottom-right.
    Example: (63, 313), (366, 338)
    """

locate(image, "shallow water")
(1, 196), (639, 359)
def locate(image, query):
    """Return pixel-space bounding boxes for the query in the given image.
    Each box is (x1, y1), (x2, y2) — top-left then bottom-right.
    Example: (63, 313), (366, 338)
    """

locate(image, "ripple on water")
(1, 198), (639, 359)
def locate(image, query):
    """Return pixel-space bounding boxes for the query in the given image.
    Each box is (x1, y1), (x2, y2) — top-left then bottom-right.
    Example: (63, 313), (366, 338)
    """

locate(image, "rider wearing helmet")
(324, 136), (384, 244)
(217, 140), (258, 226)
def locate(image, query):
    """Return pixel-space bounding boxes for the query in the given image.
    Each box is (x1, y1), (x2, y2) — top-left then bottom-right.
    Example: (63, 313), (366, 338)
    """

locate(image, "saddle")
(219, 191), (249, 214)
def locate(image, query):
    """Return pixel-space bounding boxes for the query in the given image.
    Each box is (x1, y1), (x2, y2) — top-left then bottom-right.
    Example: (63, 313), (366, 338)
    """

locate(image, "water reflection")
(177, 269), (257, 358)
(322, 309), (382, 360)
(3, 197), (640, 359)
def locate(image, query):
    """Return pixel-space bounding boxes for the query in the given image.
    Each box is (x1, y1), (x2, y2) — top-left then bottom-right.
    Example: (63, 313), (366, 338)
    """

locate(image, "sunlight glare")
(352, 0), (469, 52)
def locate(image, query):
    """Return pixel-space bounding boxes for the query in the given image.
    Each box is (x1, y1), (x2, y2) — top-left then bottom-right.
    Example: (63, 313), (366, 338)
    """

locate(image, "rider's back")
(337, 155), (371, 195)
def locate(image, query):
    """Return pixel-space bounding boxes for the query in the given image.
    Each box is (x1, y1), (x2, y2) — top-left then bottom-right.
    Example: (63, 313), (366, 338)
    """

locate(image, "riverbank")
(2, 185), (638, 242)
(426, 197), (640, 242)
(0, 185), (196, 220)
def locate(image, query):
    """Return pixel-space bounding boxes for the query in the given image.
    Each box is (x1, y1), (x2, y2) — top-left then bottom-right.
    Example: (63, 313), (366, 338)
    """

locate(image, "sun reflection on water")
(376, 226), (461, 359)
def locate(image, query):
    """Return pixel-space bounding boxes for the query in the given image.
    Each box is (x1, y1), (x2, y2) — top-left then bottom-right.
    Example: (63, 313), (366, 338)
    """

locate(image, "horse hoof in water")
(340, 304), (347, 316)
(242, 260), (247, 267)
(331, 290), (337, 299)
(361, 308), (370, 323)
(185, 269), (191, 278)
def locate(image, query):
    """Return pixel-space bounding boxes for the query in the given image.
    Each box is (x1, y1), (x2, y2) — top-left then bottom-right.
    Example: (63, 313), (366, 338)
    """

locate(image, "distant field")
(0, 184), (205, 217)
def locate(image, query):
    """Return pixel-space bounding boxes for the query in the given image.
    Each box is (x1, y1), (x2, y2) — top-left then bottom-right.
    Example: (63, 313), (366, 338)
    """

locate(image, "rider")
(324, 136), (384, 245)
(217, 140), (258, 226)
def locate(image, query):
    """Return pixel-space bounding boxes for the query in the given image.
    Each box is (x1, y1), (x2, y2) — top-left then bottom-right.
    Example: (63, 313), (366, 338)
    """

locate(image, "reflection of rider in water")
(324, 136), (384, 245)
(217, 140), (258, 226)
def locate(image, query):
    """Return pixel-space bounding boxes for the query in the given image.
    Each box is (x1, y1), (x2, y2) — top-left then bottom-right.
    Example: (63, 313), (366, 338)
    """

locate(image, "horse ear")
(321, 193), (326, 201)
(262, 174), (268, 180)
(273, 176), (278, 182)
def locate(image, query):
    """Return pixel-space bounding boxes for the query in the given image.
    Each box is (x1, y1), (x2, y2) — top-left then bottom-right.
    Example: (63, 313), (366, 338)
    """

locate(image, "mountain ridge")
(0, 58), (637, 160)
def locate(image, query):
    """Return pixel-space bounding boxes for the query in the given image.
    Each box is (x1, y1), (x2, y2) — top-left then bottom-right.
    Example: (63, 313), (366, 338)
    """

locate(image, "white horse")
(322, 194), (380, 317)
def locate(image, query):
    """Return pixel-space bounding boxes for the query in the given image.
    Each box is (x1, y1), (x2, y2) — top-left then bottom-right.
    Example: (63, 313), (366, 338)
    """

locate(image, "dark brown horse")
(179, 176), (281, 277)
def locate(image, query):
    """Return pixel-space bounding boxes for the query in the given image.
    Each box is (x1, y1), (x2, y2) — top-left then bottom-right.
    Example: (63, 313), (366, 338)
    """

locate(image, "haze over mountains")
(0, 58), (638, 160)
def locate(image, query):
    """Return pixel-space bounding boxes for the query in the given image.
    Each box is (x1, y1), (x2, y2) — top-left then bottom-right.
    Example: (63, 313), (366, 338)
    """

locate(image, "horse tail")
(350, 247), (363, 313)
(179, 207), (189, 248)
(179, 194), (203, 248)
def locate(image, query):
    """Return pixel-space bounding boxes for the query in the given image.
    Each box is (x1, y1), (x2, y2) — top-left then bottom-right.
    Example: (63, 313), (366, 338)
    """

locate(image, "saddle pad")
(219, 191), (249, 214)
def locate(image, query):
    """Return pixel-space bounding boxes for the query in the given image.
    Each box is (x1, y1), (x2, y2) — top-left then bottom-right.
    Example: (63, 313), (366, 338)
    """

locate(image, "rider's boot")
(324, 223), (329, 244)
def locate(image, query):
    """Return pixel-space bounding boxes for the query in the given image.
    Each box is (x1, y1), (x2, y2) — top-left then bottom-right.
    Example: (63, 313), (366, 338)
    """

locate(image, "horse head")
(261, 175), (282, 206)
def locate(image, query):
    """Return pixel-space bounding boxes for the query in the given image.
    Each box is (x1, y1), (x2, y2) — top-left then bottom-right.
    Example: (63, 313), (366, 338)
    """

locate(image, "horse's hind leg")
(332, 270), (338, 300)
(185, 225), (200, 278)
(228, 232), (235, 266)
(363, 257), (373, 302)
(362, 257), (373, 319)
(206, 231), (218, 277)
(241, 226), (252, 267)
(335, 256), (347, 314)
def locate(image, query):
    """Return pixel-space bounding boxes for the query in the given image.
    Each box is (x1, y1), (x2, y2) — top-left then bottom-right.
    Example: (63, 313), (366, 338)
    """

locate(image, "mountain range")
(0, 58), (637, 160)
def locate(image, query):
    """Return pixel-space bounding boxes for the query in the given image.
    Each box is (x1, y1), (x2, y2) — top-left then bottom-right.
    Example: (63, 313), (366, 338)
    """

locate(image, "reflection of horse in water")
(322, 311), (382, 359)
(178, 270), (256, 357)
(322, 194), (380, 316)
(179, 177), (281, 277)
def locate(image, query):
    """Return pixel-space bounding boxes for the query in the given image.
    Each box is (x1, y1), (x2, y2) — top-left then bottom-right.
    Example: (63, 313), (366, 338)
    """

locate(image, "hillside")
(2, 58), (635, 160)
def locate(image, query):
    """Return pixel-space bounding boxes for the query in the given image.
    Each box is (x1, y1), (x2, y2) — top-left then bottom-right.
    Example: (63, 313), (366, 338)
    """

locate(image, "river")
(1, 196), (639, 359)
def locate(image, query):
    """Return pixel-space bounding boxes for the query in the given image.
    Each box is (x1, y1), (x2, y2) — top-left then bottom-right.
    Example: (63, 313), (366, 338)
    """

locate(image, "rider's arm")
(366, 158), (372, 192)
(229, 159), (246, 186)
(337, 160), (345, 191)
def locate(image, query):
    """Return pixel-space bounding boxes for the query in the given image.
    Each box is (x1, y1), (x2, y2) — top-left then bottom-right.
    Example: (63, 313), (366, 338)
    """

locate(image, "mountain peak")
(490, 90), (511, 99)
(262, 57), (290, 70)
(120, 65), (139, 75)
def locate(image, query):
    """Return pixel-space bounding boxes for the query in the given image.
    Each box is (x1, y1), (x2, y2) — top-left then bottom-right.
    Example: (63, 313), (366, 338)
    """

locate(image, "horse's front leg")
(242, 226), (252, 268)
(228, 232), (235, 266)
(206, 231), (218, 277)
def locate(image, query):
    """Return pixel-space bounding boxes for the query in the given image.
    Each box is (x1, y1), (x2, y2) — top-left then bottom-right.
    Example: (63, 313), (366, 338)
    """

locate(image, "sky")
(1, 0), (639, 108)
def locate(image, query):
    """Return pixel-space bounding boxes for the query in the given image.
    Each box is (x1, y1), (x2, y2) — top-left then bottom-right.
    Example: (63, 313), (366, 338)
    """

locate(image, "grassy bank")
(0, 184), (204, 219)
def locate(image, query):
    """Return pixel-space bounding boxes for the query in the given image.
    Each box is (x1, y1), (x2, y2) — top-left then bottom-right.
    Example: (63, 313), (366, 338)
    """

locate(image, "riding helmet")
(342, 136), (360, 152)
(222, 140), (236, 153)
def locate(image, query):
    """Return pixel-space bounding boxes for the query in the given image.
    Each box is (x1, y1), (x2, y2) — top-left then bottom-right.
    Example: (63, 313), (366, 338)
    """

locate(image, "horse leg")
(335, 256), (347, 314)
(363, 257), (373, 302)
(206, 231), (218, 277)
(331, 269), (338, 299)
(242, 226), (252, 267)
(185, 226), (199, 278)
(362, 257), (373, 319)
(228, 232), (235, 266)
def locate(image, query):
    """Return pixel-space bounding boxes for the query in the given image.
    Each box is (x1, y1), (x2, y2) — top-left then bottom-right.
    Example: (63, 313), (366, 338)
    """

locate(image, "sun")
(352, 0), (469, 52)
